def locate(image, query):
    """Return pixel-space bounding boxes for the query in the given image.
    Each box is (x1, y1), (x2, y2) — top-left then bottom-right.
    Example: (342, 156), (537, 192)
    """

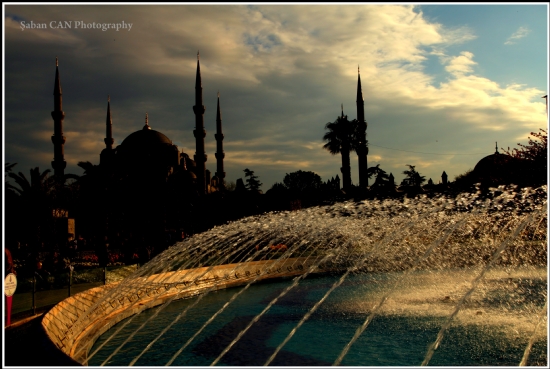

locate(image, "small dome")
(183, 169), (197, 180)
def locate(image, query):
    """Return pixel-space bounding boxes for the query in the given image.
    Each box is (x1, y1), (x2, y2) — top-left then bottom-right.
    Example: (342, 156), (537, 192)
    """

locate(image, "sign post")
(4, 273), (17, 327)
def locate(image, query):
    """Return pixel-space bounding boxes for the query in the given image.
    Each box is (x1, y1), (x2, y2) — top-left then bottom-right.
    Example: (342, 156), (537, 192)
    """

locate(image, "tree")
(5, 162), (18, 195)
(323, 113), (352, 190)
(225, 181), (237, 192)
(401, 165), (426, 187)
(366, 164), (386, 185)
(7, 167), (56, 245)
(283, 170), (323, 195)
(8, 167), (55, 197)
(244, 168), (262, 192)
(269, 182), (287, 193)
(503, 128), (547, 170)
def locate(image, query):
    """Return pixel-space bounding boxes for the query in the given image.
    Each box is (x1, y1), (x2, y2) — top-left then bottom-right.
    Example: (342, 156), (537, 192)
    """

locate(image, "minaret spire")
(143, 112), (151, 130)
(51, 56), (66, 181)
(100, 95), (115, 167)
(356, 65), (364, 124)
(215, 91), (225, 190)
(193, 51), (207, 195)
(356, 65), (368, 189)
(104, 95), (114, 149)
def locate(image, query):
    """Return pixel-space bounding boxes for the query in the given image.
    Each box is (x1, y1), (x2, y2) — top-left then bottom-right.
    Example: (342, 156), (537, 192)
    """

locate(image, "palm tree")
(8, 167), (55, 197)
(323, 111), (352, 190)
(7, 167), (56, 245)
(5, 163), (18, 195)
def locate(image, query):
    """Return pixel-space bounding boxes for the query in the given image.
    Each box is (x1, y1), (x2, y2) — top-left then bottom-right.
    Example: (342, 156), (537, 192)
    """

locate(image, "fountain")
(42, 185), (547, 366)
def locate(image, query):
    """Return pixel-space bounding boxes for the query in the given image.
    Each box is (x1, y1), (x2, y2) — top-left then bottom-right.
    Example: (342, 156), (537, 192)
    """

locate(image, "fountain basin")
(41, 185), (548, 366)
(87, 267), (547, 366)
(42, 257), (327, 363)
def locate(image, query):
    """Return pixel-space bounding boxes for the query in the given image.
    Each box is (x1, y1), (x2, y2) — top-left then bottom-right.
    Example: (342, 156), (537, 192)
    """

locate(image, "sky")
(3, 3), (549, 192)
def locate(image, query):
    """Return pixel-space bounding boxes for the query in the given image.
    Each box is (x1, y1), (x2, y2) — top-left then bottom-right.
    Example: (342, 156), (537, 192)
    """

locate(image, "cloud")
(504, 26), (530, 45)
(4, 5), (547, 190)
(444, 51), (477, 76)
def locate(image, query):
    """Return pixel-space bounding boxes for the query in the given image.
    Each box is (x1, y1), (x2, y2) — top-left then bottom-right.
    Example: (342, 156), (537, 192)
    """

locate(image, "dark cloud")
(4, 5), (546, 191)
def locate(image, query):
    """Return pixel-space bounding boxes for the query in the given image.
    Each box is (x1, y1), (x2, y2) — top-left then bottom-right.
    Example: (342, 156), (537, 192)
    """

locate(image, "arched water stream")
(81, 185), (546, 366)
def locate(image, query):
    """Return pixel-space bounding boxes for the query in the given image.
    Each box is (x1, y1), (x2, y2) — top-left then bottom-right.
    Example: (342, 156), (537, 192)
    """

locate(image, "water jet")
(42, 185), (548, 366)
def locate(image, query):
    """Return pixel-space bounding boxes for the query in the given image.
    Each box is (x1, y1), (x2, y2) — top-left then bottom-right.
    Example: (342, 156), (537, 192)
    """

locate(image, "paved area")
(11, 282), (103, 315)
(4, 284), (99, 367)
(4, 313), (80, 366)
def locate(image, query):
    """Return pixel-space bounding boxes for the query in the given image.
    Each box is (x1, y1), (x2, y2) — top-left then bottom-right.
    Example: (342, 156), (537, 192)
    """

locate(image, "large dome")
(472, 152), (532, 185)
(473, 152), (516, 174)
(121, 127), (173, 149)
(115, 123), (179, 169)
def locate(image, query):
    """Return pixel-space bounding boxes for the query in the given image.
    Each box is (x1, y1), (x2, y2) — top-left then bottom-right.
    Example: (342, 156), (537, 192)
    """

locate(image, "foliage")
(7, 166), (55, 196)
(503, 128), (547, 165)
(367, 165), (395, 190)
(244, 168), (262, 192)
(283, 170), (323, 194)
(5, 162), (18, 195)
(323, 114), (352, 189)
(400, 165), (426, 187)
(269, 182), (287, 193)
(225, 181), (236, 192)
(366, 164), (386, 180)
(454, 168), (474, 183)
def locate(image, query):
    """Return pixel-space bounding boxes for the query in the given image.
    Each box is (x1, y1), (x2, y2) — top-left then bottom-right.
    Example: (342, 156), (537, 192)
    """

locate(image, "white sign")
(5, 273), (17, 297)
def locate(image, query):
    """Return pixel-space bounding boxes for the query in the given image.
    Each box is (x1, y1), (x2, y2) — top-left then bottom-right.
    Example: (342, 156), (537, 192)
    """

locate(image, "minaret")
(104, 96), (113, 149)
(193, 51), (207, 195)
(340, 104), (351, 190)
(214, 91), (225, 190)
(356, 66), (365, 123)
(100, 96), (115, 167)
(441, 171), (448, 185)
(51, 57), (66, 182)
(356, 65), (369, 188)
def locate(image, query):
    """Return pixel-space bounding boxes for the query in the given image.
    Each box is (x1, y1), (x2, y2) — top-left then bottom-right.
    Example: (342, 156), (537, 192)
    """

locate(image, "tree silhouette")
(283, 170), (323, 195)
(401, 165), (426, 187)
(366, 164), (386, 184)
(503, 128), (547, 162)
(244, 168), (262, 192)
(5, 162), (18, 195)
(323, 113), (352, 190)
(7, 167), (56, 246)
(8, 167), (54, 197)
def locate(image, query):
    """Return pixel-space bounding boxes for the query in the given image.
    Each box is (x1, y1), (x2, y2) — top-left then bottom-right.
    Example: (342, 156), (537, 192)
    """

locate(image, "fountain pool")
(48, 185), (548, 366)
(89, 267), (547, 366)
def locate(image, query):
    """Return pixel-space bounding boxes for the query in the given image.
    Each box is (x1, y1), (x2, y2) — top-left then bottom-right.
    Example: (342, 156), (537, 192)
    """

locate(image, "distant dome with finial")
(120, 113), (174, 153)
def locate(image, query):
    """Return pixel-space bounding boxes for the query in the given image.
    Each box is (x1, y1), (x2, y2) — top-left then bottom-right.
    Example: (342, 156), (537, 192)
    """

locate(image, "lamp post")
(68, 264), (74, 297)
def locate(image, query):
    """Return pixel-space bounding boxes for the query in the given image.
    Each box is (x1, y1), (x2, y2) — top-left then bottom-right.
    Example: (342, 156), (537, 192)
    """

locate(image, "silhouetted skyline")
(4, 4), (548, 190)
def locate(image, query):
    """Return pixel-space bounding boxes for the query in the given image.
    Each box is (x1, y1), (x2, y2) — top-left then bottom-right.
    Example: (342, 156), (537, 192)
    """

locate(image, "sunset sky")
(4, 4), (548, 191)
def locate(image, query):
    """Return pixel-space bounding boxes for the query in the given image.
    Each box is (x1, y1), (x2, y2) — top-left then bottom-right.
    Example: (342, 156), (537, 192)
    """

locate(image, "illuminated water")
(81, 185), (547, 366)
(89, 268), (547, 366)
